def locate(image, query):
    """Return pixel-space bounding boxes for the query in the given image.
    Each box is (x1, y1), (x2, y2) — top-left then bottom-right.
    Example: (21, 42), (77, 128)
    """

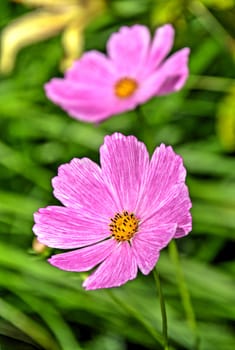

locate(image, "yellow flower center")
(114, 78), (138, 98)
(109, 211), (139, 242)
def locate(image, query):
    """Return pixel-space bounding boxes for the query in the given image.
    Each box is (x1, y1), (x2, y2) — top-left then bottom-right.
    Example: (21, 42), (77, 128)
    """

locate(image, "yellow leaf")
(0, 10), (75, 74)
(1, 0), (106, 74)
(60, 21), (84, 72)
(217, 87), (235, 151)
(12, 0), (79, 7)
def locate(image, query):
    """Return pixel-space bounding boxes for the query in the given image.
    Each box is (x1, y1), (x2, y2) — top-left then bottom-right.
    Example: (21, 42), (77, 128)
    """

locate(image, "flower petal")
(64, 96), (142, 123)
(135, 69), (169, 104)
(100, 133), (150, 213)
(136, 144), (187, 217)
(175, 213), (192, 238)
(136, 47), (189, 103)
(157, 48), (190, 95)
(33, 206), (110, 249)
(48, 238), (116, 271)
(45, 51), (120, 122)
(83, 241), (137, 290)
(107, 25), (150, 76)
(45, 78), (116, 122)
(146, 24), (175, 73)
(65, 51), (117, 84)
(45, 47), (151, 122)
(52, 157), (117, 220)
(153, 184), (192, 238)
(132, 223), (177, 274)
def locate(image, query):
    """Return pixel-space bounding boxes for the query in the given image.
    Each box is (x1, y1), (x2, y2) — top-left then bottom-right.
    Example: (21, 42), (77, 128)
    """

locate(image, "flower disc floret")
(33, 133), (192, 290)
(114, 78), (138, 98)
(109, 211), (139, 242)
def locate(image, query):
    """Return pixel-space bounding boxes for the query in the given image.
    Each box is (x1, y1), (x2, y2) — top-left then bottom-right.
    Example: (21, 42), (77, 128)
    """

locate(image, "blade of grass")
(0, 298), (59, 350)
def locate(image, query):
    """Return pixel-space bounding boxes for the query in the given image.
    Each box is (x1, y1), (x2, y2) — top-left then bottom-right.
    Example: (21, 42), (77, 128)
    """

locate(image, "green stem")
(107, 289), (164, 346)
(0, 298), (59, 350)
(153, 269), (169, 350)
(169, 241), (200, 349)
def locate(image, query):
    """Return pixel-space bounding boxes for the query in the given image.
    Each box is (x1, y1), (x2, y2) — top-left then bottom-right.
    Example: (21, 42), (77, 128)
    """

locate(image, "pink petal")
(65, 51), (117, 83)
(64, 106), (112, 123)
(45, 77), (116, 123)
(156, 48), (190, 95)
(83, 241), (137, 290)
(136, 144), (187, 217)
(45, 64), (141, 123)
(33, 206), (110, 249)
(45, 78), (112, 107)
(136, 47), (189, 103)
(52, 157), (117, 220)
(132, 223), (177, 274)
(146, 24), (175, 73)
(64, 94), (141, 123)
(100, 133), (150, 213)
(153, 184), (192, 238)
(135, 68), (170, 104)
(48, 238), (116, 271)
(107, 25), (150, 76)
(175, 213), (192, 238)
(44, 51), (120, 122)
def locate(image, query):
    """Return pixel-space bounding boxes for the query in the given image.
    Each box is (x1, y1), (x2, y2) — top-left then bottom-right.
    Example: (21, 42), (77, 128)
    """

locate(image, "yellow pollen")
(114, 78), (138, 98)
(109, 211), (139, 242)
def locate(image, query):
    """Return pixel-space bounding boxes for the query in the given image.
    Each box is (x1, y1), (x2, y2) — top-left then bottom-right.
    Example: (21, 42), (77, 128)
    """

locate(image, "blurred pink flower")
(45, 24), (190, 123)
(33, 133), (192, 290)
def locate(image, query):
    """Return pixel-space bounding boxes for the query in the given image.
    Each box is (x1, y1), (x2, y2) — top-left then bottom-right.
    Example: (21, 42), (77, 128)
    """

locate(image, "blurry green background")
(0, 0), (235, 349)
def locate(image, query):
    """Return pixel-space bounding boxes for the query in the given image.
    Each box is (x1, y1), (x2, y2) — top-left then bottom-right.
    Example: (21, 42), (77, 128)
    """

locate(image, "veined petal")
(33, 133), (192, 290)
(83, 241), (137, 290)
(107, 25), (150, 76)
(48, 238), (116, 271)
(132, 223), (177, 274)
(33, 206), (110, 249)
(52, 158), (116, 220)
(100, 133), (150, 213)
(153, 184), (192, 238)
(136, 144), (187, 217)
(175, 213), (192, 238)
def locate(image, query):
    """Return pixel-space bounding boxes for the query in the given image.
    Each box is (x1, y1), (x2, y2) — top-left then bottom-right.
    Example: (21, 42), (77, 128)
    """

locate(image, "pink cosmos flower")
(33, 133), (192, 290)
(45, 24), (190, 123)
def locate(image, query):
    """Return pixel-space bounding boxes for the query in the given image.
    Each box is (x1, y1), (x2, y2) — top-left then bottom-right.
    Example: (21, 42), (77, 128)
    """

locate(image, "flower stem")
(107, 289), (164, 346)
(153, 268), (169, 350)
(169, 241), (200, 349)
